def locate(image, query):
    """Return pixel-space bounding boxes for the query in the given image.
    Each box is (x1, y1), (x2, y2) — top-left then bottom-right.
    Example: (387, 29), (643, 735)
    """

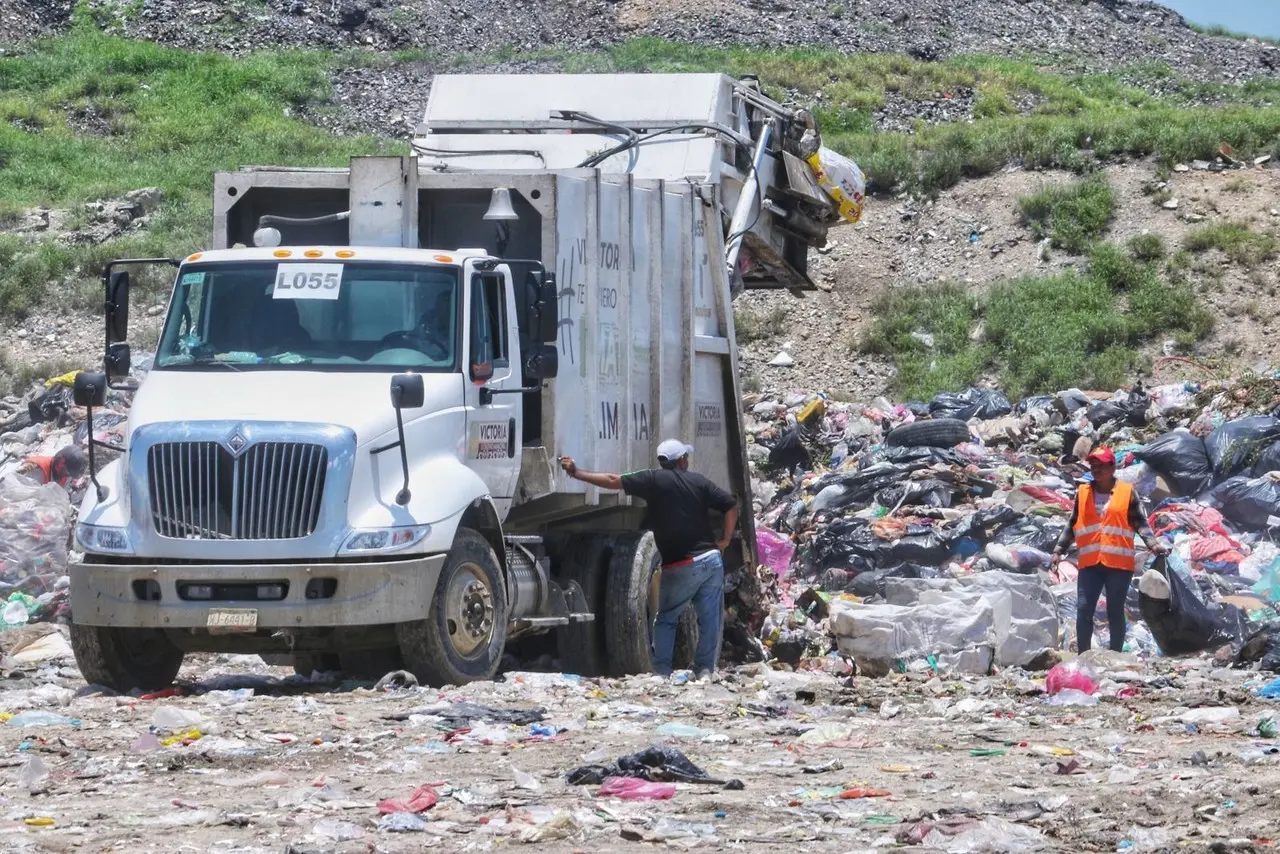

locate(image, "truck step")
(505, 535), (544, 545)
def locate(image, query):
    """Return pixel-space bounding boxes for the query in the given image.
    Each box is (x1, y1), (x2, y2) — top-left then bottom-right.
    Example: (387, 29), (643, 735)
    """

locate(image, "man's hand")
(715, 538), (730, 553)
(1050, 550), (1063, 565)
(558, 456), (577, 478)
(1149, 541), (1170, 557)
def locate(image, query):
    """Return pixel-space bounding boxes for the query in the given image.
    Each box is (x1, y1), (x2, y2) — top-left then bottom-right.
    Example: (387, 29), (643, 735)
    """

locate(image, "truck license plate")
(206, 609), (258, 634)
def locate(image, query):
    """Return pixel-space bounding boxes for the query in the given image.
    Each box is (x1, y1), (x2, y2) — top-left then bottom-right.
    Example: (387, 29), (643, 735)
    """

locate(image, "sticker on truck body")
(468, 421), (510, 460)
(273, 263), (343, 300)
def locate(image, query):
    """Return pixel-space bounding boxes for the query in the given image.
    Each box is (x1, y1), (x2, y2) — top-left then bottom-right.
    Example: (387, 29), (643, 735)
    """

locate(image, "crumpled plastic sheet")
(0, 479), (73, 596)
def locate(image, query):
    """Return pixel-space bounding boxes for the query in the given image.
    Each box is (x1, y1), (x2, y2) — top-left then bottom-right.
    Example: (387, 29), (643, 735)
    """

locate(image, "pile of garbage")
(0, 365), (141, 633)
(737, 376), (1280, 678)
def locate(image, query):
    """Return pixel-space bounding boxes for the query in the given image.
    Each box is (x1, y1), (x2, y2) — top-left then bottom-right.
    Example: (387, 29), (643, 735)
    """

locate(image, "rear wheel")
(71, 625), (184, 692)
(396, 528), (507, 687)
(553, 534), (611, 677)
(605, 532), (700, 676)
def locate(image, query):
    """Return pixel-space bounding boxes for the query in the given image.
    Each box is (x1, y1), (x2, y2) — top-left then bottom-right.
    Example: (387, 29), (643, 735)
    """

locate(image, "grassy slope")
(0, 27), (398, 318)
(1, 28), (1278, 397)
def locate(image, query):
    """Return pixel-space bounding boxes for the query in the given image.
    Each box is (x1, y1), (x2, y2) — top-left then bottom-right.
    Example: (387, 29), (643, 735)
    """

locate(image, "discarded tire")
(885, 418), (971, 449)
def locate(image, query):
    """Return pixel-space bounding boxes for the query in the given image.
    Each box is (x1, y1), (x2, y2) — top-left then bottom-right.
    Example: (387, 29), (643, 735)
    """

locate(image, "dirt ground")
(735, 160), (1280, 399)
(1, 646), (1277, 853)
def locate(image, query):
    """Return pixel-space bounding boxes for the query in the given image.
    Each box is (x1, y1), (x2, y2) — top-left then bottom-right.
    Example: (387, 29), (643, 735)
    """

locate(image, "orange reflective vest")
(1074, 481), (1137, 571)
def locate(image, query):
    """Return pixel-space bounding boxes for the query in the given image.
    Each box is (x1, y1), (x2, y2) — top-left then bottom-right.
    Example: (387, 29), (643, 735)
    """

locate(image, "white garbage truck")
(68, 73), (865, 690)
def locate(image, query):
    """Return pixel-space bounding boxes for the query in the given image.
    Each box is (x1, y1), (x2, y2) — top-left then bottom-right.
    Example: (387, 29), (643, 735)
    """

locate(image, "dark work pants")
(1076, 566), (1134, 653)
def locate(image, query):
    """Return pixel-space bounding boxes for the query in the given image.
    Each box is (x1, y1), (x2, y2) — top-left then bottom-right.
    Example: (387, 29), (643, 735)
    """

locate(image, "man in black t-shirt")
(559, 439), (739, 678)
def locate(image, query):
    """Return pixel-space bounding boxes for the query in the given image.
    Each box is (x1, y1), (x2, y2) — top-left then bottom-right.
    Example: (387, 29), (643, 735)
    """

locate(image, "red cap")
(1086, 448), (1116, 466)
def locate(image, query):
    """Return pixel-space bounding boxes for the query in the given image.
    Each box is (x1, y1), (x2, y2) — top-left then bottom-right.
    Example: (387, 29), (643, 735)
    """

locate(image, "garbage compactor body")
(68, 73), (863, 690)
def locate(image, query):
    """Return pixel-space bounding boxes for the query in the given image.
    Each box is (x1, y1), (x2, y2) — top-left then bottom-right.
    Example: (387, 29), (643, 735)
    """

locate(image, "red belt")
(661, 558), (695, 571)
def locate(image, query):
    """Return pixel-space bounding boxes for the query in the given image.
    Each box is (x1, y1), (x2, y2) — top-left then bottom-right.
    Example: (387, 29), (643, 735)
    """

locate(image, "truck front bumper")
(70, 556), (446, 629)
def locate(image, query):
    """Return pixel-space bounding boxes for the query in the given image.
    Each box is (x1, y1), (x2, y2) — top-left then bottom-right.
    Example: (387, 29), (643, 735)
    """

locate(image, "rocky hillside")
(0, 0), (1278, 400)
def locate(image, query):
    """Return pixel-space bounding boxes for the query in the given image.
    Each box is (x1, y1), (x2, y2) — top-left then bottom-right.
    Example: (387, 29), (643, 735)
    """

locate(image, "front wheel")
(396, 528), (508, 687)
(71, 624), (185, 692)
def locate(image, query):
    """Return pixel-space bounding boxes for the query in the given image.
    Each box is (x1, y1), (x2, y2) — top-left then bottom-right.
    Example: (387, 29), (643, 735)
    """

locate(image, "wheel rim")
(444, 561), (495, 658)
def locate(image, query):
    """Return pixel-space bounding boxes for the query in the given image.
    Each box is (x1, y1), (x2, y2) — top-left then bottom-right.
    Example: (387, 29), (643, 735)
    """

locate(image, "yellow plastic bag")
(807, 148), (866, 225)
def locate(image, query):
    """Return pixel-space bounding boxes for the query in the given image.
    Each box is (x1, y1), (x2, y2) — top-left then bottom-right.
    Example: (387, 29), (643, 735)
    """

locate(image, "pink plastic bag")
(756, 528), (796, 577)
(1045, 660), (1099, 696)
(597, 777), (676, 800)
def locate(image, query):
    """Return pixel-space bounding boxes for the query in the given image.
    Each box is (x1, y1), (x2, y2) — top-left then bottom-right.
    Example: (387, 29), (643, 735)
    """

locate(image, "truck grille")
(147, 442), (327, 540)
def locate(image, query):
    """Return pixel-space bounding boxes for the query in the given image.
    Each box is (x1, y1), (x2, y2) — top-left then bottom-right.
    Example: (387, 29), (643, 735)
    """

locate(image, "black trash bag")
(1057, 389), (1092, 414)
(991, 520), (1067, 554)
(902, 401), (931, 418)
(566, 746), (724, 785)
(1205, 416), (1280, 482)
(942, 505), (1023, 544)
(26, 386), (74, 425)
(1253, 440), (1280, 478)
(928, 387), (1013, 422)
(860, 445), (969, 469)
(850, 562), (939, 598)
(811, 462), (918, 511)
(874, 478), (957, 509)
(1134, 430), (1213, 498)
(1237, 625), (1280, 672)
(809, 519), (880, 569)
(1138, 557), (1245, 656)
(766, 427), (811, 471)
(1016, 394), (1056, 415)
(876, 533), (950, 567)
(1205, 475), (1280, 529)
(1087, 401), (1128, 427)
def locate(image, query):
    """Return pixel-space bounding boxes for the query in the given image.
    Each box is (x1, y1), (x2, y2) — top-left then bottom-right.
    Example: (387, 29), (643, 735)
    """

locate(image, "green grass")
(1126, 232), (1166, 263)
(1183, 222), (1279, 268)
(1188, 22), (1280, 46)
(1018, 174), (1116, 253)
(734, 305), (792, 343)
(0, 27), (397, 319)
(862, 247), (1214, 399)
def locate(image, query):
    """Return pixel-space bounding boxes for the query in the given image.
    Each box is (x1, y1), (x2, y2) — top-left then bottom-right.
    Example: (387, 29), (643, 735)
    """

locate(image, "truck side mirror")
(105, 343), (132, 381)
(524, 344), (559, 380)
(106, 270), (131, 344)
(74, 371), (108, 408)
(390, 373), (425, 409)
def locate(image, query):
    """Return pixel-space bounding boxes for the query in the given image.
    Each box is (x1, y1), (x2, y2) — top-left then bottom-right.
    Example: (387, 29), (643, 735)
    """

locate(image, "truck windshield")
(154, 261), (460, 371)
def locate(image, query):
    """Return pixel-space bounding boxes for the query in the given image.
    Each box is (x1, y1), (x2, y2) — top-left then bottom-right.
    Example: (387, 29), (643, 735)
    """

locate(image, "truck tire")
(884, 418), (971, 449)
(396, 527), (507, 687)
(70, 625), (184, 692)
(604, 532), (701, 676)
(554, 534), (610, 677)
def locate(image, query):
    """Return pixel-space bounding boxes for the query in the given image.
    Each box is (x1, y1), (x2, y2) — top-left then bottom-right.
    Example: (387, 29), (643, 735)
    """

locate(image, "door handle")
(508, 418), (516, 458)
(479, 384), (543, 406)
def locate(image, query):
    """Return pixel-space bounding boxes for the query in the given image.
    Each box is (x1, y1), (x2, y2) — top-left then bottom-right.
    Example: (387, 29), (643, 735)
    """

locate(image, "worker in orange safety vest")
(1050, 447), (1168, 653)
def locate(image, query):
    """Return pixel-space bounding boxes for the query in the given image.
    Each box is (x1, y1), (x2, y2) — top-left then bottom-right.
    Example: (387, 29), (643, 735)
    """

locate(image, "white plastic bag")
(807, 147), (866, 224)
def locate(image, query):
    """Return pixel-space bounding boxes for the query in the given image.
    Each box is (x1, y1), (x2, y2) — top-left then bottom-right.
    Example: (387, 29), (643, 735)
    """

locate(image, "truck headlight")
(76, 524), (133, 555)
(340, 525), (431, 555)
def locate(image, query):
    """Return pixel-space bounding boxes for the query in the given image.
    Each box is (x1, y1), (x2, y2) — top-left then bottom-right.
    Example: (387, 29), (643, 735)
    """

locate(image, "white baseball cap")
(657, 439), (693, 463)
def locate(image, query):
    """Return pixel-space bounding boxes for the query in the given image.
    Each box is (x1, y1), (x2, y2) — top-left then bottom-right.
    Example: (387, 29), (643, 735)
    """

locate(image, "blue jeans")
(652, 551), (724, 675)
(1077, 566), (1134, 653)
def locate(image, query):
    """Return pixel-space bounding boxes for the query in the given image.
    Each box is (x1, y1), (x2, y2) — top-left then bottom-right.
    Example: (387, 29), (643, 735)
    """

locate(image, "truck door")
(464, 268), (521, 511)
